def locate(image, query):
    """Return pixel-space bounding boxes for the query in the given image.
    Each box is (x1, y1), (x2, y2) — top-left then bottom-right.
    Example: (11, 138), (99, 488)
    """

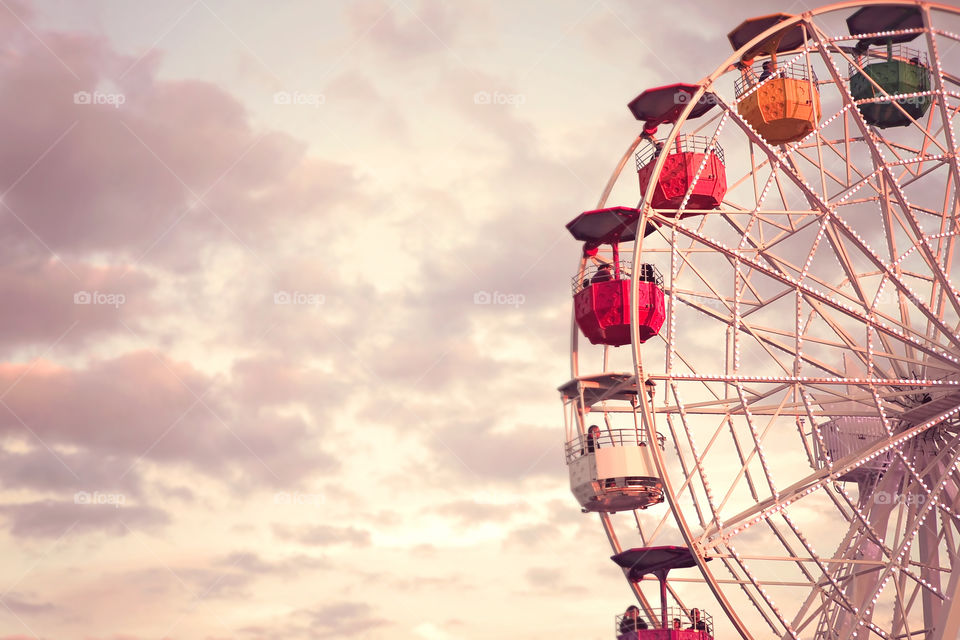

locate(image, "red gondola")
(567, 207), (665, 347)
(612, 546), (715, 638)
(629, 84), (727, 214)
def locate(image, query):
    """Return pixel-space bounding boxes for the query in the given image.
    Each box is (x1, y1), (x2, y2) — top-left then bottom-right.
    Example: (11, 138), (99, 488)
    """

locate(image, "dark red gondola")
(629, 84), (727, 216)
(612, 546), (715, 638)
(567, 208), (665, 347)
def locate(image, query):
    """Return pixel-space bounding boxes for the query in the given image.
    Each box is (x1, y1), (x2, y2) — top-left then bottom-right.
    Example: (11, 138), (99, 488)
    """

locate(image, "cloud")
(432, 499), (520, 526)
(217, 550), (327, 576)
(0, 499), (168, 538)
(524, 566), (588, 595)
(344, 0), (466, 60)
(504, 523), (555, 548)
(288, 601), (389, 639)
(272, 523), (371, 547)
(0, 445), (143, 497)
(0, 351), (337, 487)
(0, 258), (154, 349)
(429, 418), (561, 481)
(238, 600), (390, 640)
(230, 356), (346, 409)
(0, 592), (55, 615)
(0, 17), (359, 267)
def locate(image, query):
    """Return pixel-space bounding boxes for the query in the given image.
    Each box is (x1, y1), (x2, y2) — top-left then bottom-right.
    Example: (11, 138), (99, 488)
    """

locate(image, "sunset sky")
(0, 1), (822, 638)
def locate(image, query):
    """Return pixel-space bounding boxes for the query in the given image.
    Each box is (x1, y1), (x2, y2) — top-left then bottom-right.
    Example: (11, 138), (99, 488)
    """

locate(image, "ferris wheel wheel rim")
(596, 2), (960, 637)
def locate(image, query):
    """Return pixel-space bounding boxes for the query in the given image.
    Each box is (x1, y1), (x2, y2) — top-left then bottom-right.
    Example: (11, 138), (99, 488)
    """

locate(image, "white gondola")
(559, 374), (664, 512)
(814, 416), (893, 482)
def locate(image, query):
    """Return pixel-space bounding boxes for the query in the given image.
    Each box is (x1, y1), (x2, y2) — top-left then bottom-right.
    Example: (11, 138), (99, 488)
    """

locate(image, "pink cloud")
(0, 351), (336, 486)
(0, 499), (168, 538)
(344, 0), (464, 60)
(0, 257), (153, 348)
(0, 21), (358, 265)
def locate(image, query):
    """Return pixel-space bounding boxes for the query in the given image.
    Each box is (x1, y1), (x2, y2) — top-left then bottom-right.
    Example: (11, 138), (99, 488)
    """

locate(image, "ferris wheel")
(558, 2), (960, 639)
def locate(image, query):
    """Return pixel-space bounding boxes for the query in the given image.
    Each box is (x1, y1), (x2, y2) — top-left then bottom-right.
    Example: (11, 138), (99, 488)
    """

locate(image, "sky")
(0, 1), (856, 639)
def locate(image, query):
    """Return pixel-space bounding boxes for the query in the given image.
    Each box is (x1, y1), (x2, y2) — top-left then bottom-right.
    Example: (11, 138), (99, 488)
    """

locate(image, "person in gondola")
(586, 425), (601, 454)
(686, 608), (707, 632)
(618, 605), (648, 639)
(759, 60), (775, 82)
(638, 263), (656, 284)
(672, 618), (682, 630)
(592, 263), (613, 284)
(645, 136), (664, 161)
